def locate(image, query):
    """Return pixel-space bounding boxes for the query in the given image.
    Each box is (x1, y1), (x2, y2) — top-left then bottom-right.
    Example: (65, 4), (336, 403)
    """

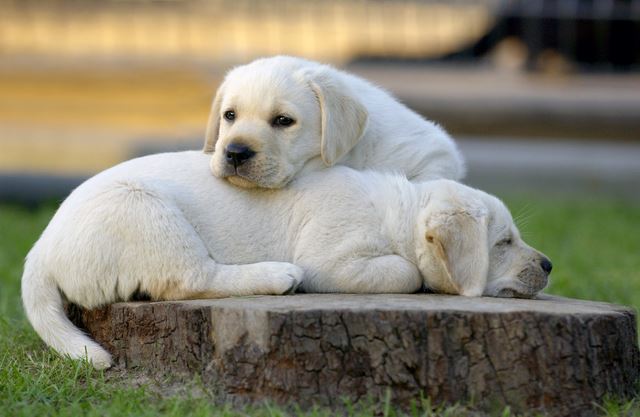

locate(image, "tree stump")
(68, 294), (639, 416)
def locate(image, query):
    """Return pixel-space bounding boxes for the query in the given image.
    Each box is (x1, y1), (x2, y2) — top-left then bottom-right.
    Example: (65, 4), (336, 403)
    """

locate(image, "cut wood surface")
(68, 294), (639, 417)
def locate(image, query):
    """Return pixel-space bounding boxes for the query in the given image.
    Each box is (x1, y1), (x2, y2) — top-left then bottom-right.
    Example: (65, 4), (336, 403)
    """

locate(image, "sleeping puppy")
(204, 55), (464, 188)
(22, 152), (550, 369)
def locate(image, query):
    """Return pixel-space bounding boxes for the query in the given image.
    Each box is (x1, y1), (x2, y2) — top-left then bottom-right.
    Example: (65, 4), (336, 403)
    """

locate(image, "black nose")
(540, 258), (553, 274)
(225, 143), (255, 168)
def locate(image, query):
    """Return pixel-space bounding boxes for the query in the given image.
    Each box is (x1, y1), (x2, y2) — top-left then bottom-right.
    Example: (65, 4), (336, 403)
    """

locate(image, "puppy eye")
(498, 238), (513, 246)
(223, 110), (235, 121)
(273, 115), (295, 127)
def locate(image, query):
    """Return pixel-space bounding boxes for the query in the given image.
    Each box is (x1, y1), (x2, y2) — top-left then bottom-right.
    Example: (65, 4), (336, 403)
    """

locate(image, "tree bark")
(68, 294), (639, 416)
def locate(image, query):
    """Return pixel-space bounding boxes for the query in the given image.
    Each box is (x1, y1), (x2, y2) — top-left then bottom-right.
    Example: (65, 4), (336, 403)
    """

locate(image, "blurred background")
(1, 0), (639, 203)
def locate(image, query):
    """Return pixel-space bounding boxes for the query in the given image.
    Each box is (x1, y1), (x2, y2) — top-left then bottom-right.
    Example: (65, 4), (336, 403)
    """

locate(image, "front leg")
(301, 254), (422, 294)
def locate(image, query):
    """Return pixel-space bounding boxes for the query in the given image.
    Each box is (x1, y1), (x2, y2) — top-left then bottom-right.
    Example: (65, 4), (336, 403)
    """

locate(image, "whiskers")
(514, 202), (537, 238)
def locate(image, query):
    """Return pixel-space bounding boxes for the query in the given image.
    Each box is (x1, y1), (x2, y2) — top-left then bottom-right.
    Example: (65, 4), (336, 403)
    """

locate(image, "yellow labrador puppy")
(22, 152), (551, 369)
(204, 56), (464, 188)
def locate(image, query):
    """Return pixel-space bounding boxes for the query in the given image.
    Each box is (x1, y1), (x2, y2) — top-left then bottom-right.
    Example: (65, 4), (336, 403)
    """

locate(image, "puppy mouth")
(495, 276), (548, 299)
(220, 166), (291, 189)
(496, 287), (537, 299)
(227, 175), (258, 189)
(211, 152), (293, 189)
(213, 161), (262, 188)
(223, 168), (284, 189)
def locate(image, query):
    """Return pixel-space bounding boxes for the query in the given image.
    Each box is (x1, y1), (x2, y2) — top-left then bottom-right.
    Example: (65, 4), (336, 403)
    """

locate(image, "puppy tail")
(21, 249), (113, 370)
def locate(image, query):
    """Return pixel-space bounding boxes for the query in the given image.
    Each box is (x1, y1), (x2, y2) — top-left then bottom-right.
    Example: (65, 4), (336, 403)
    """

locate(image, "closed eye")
(497, 237), (513, 246)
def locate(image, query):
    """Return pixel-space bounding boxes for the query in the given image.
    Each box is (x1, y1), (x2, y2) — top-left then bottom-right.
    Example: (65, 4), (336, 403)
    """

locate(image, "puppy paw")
(256, 262), (304, 295)
(215, 262), (304, 296)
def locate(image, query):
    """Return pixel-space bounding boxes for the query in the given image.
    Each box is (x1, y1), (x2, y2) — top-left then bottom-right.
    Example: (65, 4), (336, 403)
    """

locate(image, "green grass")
(1, 197), (639, 417)
(501, 195), (640, 310)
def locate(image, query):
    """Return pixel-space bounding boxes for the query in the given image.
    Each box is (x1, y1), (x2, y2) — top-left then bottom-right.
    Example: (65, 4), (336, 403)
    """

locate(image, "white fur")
(22, 151), (549, 369)
(204, 56), (465, 188)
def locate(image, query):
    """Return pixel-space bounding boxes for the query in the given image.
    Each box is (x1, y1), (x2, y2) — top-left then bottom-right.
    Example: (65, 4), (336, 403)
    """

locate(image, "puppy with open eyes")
(204, 55), (465, 188)
(22, 151), (551, 369)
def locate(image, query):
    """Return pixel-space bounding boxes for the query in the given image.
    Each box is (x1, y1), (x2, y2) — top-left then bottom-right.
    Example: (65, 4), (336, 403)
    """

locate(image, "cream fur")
(22, 151), (548, 369)
(204, 56), (465, 188)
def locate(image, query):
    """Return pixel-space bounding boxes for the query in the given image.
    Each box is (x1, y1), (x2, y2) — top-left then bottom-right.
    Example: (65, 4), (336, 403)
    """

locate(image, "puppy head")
(481, 195), (553, 298)
(204, 56), (368, 188)
(415, 180), (551, 298)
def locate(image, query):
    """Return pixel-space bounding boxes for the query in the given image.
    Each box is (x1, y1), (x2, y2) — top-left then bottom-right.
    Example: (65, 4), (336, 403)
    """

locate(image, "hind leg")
(114, 182), (304, 300)
(56, 181), (303, 306)
(160, 260), (303, 300)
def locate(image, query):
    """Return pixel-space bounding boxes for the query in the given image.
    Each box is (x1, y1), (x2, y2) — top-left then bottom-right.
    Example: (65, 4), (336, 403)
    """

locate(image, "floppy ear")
(203, 85), (225, 154)
(424, 211), (489, 296)
(309, 73), (368, 166)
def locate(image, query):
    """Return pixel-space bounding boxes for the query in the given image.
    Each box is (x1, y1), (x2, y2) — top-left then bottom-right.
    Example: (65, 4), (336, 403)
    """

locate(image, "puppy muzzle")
(502, 264), (550, 298)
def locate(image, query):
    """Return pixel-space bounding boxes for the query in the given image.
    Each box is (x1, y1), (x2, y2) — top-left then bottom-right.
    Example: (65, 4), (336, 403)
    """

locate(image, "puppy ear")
(203, 85), (225, 154)
(309, 73), (368, 166)
(424, 211), (489, 296)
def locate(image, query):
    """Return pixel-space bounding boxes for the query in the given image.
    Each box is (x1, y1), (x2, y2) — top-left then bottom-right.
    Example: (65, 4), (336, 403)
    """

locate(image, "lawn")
(1, 196), (639, 417)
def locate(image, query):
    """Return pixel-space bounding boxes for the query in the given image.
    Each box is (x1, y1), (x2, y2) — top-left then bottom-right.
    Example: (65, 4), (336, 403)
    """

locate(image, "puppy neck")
(361, 171), (421, 263)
